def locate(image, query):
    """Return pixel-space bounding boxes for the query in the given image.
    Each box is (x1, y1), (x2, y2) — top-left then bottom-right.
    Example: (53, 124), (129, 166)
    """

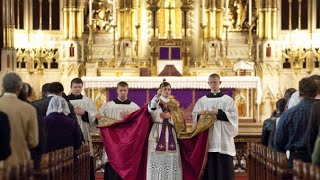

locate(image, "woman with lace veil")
(43, 96), (82, 152)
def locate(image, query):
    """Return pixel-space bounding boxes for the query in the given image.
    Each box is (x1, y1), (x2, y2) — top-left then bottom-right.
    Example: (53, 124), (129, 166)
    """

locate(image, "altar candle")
(202, 0), (205, 24)
(136, 0), (139, 25)
(89, 0), (92, 25)
(113, 0), (117, 25)
(225, 0), (229, 21)
(249, 0), (252, 25)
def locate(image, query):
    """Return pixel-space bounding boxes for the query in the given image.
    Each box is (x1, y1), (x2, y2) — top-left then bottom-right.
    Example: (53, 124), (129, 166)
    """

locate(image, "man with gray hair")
(0, 72), (39, 167)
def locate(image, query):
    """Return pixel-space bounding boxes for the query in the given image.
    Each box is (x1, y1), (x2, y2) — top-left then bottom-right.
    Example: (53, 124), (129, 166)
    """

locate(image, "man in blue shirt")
(274, 77), (318, 168)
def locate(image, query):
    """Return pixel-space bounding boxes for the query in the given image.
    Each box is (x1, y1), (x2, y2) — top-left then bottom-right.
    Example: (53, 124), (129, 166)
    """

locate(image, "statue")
(69, 43), (75, 57)
(233, 0), (247, 30)
(92, 1), (113, 31)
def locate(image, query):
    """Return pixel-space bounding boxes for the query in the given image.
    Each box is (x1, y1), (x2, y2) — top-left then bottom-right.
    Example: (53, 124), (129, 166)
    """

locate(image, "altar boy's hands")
(74, 106), (85, 115)
(200, 108), (218, 116)
(120, 111), (130, 118)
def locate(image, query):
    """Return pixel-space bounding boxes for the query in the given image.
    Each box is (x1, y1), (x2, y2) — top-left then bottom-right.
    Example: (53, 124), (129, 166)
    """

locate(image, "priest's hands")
(156, 89), (162, 98)
(160, 112), (171, 119)
(74, 106), (85, 115)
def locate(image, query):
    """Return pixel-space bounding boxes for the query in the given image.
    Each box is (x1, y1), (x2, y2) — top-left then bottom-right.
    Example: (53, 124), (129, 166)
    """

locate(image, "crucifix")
(165, 2), (174, 39)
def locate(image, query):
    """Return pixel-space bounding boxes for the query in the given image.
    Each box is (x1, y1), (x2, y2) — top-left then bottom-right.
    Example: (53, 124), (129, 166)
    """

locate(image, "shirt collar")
(113, 98), (132, 104)
(206, 91), (224, 98)
(3, 92), (17, 97)
(67, 94), (83, 100)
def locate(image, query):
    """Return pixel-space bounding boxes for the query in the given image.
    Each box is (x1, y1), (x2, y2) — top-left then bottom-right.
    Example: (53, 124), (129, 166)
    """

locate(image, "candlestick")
(202, 0), (205, 25)
(225, 0), (229, 22)
(89, 0), (92, 25)
(249, 0), (252, 26)
(136, 0), (139, 25)
(113, 0), (117, 25)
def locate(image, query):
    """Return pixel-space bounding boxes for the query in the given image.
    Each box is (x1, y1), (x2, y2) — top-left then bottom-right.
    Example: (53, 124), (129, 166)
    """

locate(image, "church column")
(1, 0), (16, 72)
(119, 1), (133, 39)
(181, 1), (191, 38)
(209, 0), (216, 39)
(265, 0), (271, 39)
(216, 0), (224, 40)
(76, 0), (83, 38)
(148, 1), (159, 76)
(271, 0), (277, 39)
(69, 0), (76, 38)
(258, 0), (265, 39)
(39, 0), (43, 29)
(49, 0), (52, 30)
(63, 0), (69, 39)
(60, 0), (86, 78)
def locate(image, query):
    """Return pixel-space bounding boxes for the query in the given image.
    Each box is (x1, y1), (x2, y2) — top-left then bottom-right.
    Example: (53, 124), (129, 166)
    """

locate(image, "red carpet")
(96, 173), (248, 180)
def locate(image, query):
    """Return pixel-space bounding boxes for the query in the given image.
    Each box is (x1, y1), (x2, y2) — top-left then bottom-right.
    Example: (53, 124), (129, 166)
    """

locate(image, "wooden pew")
(33, 146), (75, 180)
(0, 160), (33, 180)
(293, 160), (320, 180)
(248, 142), (293, 180)
(74, 144), (90, 180)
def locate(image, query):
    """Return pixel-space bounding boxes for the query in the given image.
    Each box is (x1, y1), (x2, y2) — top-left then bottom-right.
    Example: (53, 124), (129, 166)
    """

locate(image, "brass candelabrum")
(282, 47), (320, 74)
(16, 47), (58, 74)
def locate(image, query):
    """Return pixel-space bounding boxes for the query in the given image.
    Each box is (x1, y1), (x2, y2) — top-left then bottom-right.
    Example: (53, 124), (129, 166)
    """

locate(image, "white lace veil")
(46, 96), (71, 116)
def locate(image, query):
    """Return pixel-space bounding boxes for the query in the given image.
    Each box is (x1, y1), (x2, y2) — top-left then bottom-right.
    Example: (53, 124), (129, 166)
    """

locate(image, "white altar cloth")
(82, 76), (262, 104)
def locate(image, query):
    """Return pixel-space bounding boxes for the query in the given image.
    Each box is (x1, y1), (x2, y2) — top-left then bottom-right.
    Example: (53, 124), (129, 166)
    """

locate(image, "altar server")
(67, 78), (98, 180)
(99, 81), (140, 180)
(192, 73), (238, 180)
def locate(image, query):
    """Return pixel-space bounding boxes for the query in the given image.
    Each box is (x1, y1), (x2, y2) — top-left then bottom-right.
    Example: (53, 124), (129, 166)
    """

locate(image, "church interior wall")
(1, 0), (320, 122)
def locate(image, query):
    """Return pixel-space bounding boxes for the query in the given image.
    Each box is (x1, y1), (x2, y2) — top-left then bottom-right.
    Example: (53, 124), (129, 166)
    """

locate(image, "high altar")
(1, 0), (320, 175)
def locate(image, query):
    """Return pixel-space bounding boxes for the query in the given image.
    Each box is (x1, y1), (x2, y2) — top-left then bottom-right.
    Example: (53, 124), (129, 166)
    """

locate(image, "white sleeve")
(148, 95), (160, 112)
(221, 98), (238, 137)
(99, 103), (109, 116)
(86, 97), (98, 122)
(132, 102), (140, 111)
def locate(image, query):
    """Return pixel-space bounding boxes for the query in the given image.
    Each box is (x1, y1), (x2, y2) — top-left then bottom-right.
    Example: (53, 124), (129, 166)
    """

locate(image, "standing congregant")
(0, 73), (39, 167)
(192, 73), (238, 180)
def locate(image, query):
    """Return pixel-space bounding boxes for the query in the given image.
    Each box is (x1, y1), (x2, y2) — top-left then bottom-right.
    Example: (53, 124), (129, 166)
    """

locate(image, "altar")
(83, 76), (262, 121)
